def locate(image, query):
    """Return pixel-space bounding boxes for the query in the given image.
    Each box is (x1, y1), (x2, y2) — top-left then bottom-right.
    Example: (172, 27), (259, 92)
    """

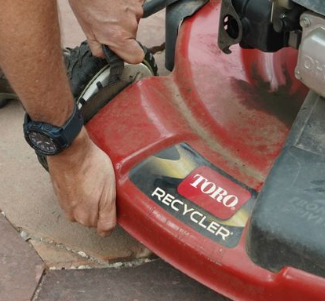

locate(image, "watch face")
(28, 131), (58, 155)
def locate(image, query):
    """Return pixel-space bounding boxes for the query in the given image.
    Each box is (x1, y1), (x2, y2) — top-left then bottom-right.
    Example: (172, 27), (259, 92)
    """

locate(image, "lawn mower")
(4, 0), (325, 300)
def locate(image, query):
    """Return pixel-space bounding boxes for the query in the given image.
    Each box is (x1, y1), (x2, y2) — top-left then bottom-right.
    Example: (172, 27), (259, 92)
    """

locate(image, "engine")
(218, 0), (325, 98)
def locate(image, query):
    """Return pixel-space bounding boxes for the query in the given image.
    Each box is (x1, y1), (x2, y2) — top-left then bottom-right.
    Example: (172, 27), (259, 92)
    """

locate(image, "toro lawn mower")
(4, 0), (325, 300)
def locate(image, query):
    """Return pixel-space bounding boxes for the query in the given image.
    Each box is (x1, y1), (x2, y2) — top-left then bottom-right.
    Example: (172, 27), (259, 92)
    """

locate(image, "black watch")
(23, 104), (84, 156)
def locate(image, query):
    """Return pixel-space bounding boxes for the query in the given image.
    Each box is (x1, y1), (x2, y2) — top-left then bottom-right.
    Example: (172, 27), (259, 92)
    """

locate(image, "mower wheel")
(0, 99), (9, 109)
(38, 41), (158, 171)
(0, 70), (18, 109)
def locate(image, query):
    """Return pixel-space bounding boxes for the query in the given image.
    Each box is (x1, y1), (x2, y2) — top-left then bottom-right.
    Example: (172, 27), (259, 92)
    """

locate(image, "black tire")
(0, 99), (9, 109)
(0, 69), (16, 109)
(64, 42), (109, 101)
(65, 41), (158, 104)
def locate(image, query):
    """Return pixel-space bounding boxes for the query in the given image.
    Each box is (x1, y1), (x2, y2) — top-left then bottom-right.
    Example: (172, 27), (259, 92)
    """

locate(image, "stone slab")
(29, 240), (102, 270)
(0, 214), (44, 301)
(35, 260), (231, 301)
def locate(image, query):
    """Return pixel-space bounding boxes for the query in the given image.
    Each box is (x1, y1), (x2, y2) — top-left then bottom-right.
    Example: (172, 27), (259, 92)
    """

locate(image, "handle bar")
(143, 0), (180, 17)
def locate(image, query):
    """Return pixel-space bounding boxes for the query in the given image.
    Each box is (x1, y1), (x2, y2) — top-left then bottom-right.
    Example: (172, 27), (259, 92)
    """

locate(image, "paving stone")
(35, 260), (230, 301)
(30, 240), (102, 270)
(0, 214), (44, 301)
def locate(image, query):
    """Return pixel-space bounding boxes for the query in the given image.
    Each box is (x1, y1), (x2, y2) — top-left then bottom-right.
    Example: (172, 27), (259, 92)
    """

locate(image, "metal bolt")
(300, 17), (311, 28)
(295, 67), (302, 80)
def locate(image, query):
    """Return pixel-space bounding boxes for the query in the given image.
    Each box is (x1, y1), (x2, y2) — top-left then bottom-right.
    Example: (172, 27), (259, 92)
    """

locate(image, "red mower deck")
(87, 1), (325, 300)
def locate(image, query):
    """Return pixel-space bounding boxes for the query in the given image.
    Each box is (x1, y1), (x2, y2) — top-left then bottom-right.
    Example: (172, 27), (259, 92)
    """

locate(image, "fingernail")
(98, 230), (112, 238)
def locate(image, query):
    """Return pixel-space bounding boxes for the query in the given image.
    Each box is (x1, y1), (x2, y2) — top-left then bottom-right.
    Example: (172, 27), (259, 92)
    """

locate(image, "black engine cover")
(293, 0), (325, 16)
(247, 92), (325, 278)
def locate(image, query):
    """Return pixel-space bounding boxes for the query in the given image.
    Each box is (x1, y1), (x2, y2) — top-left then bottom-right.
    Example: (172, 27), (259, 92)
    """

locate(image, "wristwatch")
(23, 104), (84, 156)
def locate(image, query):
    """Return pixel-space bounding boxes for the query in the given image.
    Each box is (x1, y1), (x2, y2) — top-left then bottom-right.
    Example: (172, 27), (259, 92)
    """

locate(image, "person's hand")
(68, 0), (145, 63)
(47, 128), (116, 237)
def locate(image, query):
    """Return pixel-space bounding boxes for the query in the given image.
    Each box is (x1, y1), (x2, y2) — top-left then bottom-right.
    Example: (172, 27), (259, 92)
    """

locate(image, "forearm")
(0, 0), (117, 236)
(0, 0), (73, 126)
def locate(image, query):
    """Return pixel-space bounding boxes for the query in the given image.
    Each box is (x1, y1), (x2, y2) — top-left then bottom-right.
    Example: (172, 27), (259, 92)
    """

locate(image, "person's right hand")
(47, 128), (116, 237)
(68, 0), (145, 63)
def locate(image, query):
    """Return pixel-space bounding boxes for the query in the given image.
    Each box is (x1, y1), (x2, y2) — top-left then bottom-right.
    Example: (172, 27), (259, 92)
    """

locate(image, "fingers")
(110, 38), (145, 64)
(88, 28), (145, 63)
(59, 199), (98, 227)
(69, 0), (145, 63)
(47, 133), (117, 237)
(97, 186), (117, 237)
(87, 37), (105, 59)
(103, 16), (144, 63)
(88, 34), (144, 64)
(74, 209), (99, 227)
(57, 170), (116, 236)
(62, 198), (116, 236)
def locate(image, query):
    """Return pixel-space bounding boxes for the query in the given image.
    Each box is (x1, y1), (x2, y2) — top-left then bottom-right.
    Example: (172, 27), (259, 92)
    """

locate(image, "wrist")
(24, 103), (84, 156)
(47, 127), (91, 165)
(28, 100), (74, 127)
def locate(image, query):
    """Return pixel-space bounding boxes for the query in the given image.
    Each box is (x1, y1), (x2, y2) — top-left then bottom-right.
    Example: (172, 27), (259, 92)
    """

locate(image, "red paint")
(86, 0), (324, 300)
(178, 166), (251, 219)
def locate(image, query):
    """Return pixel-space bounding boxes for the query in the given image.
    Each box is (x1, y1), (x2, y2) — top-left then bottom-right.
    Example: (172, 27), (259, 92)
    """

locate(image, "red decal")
(177, 166), (251, 219)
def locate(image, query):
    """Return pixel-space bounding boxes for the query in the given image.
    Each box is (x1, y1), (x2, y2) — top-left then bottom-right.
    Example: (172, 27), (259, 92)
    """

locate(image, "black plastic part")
(165, 0), (208, 71)
(64, 42), (108, 100)
(236, 0), (289, 51)
(247, 92), (325, 278)
(143, 0), (180, 18)
(0, 69), (16, 109)
(219, 0), (292, 53)
(293, 0), (325, 16)
(102, 45), (124, 85)
(0, 99), (9, 109)
(218, 0), (244, 54)
(273, 6), (306, 33)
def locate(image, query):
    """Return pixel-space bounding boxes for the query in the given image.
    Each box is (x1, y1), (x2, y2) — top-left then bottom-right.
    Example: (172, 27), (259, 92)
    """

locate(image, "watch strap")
(24, 103), (84, 155)
(61, 104), (84, 144)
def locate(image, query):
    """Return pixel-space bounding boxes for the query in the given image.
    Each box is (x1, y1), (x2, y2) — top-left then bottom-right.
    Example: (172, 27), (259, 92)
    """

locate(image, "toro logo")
(177, 166), (251, 220)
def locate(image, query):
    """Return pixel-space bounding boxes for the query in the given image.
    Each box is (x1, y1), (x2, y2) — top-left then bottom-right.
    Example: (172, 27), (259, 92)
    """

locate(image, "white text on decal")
(190, 174), (239, 208)
(151, 187), (232, 241)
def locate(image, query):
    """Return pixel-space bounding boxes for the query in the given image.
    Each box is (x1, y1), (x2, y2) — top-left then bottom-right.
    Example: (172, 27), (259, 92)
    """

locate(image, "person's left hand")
(47, 128), (117, 237)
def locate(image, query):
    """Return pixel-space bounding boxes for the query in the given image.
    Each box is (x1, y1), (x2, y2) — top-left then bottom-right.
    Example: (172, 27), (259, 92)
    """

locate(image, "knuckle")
(88, 42), (104, 58)
(97, 229), (112, 238)
(91, 48), (104, 58)
(110, 30), (126, 43)
(98, 220), (116, 232)
(76, 217), (88, 226)
(129, 18), (139, 31)
(61, 205), (75, 221)
(73, 211), (93, 227)
(66, 215), (76, 223)
(136, 8), (144, 18)
(129, 50), (144, 64)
